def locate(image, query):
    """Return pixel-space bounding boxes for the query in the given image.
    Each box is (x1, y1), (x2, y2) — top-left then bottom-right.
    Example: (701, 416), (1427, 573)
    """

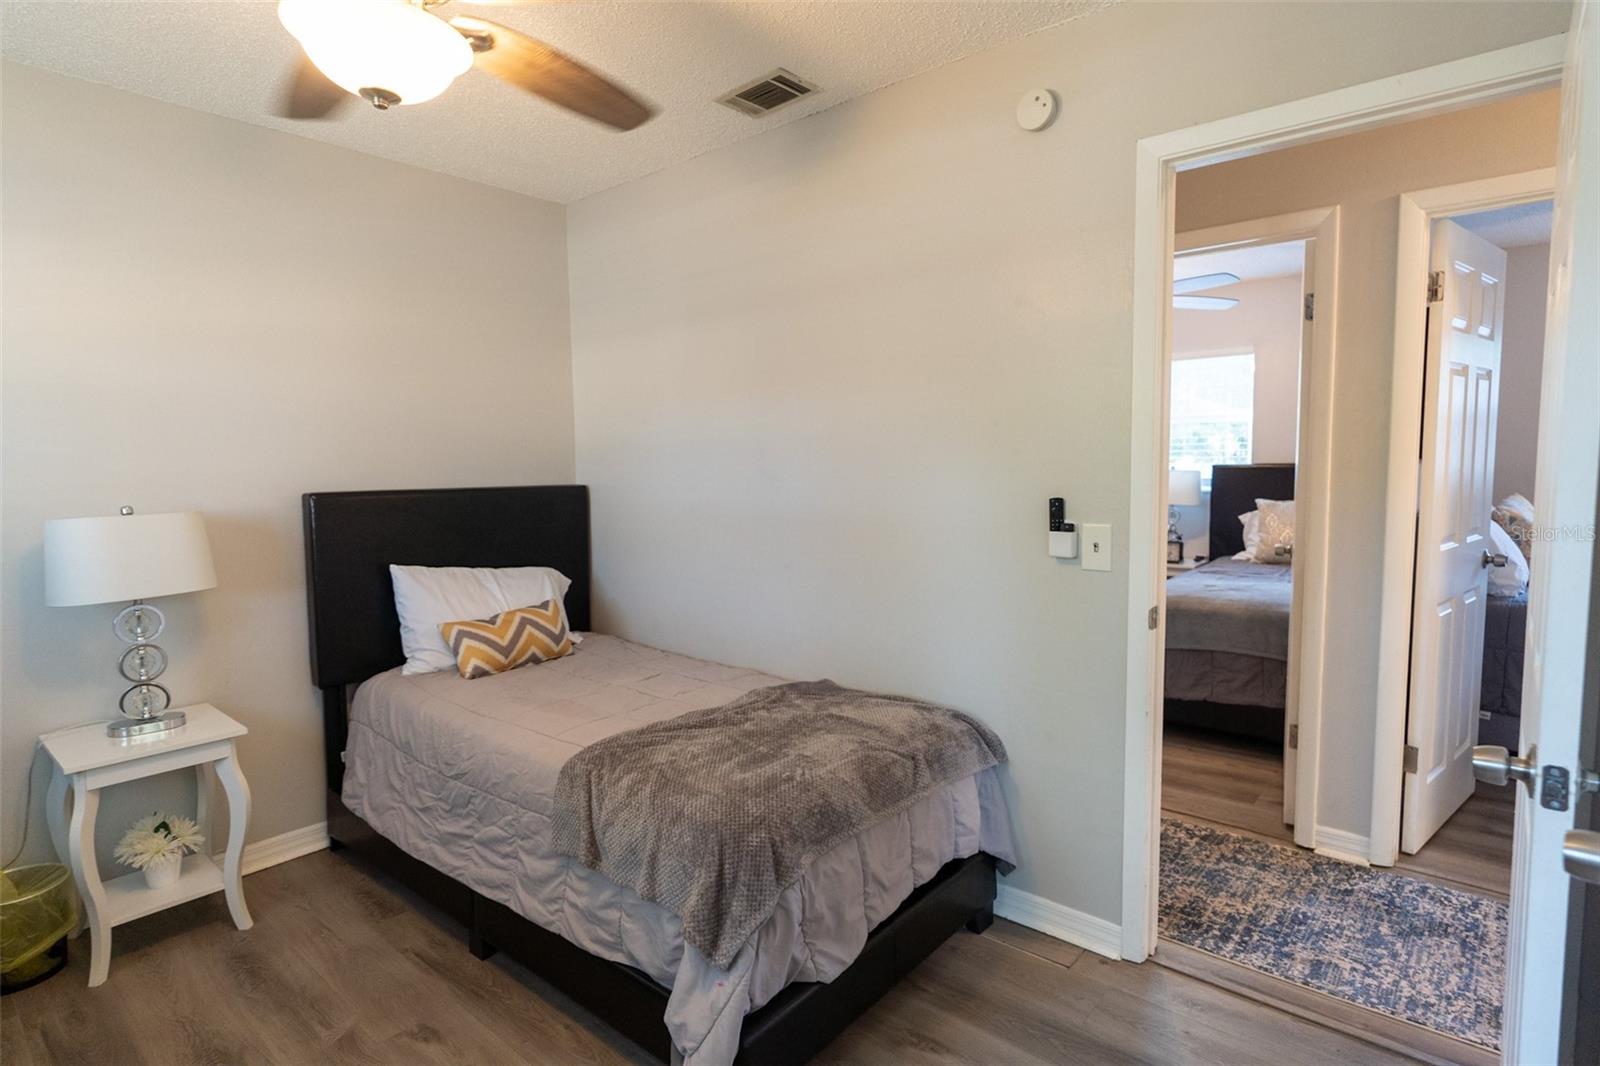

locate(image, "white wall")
(1493, 241), (1551, 503)
(1176, 89), (1560, 842)
(1170, 273), (1305, 555)
(567, 2), (1569, 922)
(1, 64), (576, 871)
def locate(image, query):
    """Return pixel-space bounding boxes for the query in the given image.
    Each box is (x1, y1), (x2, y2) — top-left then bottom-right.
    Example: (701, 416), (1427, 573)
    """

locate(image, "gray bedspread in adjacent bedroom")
(1481, 589), (1528, 733)
(1166, 558), (1293, 660)
(1164, 559), (1293, 711)
(341, 635), (1017, 1066)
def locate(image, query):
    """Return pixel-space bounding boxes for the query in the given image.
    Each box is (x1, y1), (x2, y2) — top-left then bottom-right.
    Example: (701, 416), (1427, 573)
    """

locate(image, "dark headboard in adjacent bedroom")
(1208, 464), (1295, 559)
(302, 485), (590, 789)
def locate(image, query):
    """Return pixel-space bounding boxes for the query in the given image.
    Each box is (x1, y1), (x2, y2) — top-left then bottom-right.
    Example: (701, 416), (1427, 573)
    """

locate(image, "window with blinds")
(1170, 352), (1255, 485)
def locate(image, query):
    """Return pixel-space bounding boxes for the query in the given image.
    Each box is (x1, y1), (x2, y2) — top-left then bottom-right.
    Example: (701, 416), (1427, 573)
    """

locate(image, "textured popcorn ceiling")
(1, 0), (1112, 203)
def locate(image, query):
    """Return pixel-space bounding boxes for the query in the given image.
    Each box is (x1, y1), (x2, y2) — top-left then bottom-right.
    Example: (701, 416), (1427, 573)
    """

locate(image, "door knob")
(1564, 830), (1600, 884)
(1481, 550), (1508, 568)
(1472, 744), (1537, 790)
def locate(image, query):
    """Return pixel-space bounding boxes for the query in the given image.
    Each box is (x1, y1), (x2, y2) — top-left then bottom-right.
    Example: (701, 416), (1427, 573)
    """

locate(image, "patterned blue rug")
(1159, 817), (1507, 1050)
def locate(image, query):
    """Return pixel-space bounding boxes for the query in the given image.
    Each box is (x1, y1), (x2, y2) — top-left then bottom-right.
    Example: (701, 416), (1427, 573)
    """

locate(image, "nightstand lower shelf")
(102, 854), (225, 927)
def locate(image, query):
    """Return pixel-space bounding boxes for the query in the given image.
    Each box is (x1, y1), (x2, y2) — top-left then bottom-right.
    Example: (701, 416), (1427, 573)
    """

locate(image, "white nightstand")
(1167, 557), (1206, 577)
(41, 704), (252, 987)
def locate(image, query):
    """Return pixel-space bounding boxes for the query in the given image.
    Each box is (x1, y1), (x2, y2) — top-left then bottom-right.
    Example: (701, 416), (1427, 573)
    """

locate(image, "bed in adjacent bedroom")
(303, 485), (1016, 1066)
(1163, 463), (1296, 741)
(1163, 464), (1532, 751)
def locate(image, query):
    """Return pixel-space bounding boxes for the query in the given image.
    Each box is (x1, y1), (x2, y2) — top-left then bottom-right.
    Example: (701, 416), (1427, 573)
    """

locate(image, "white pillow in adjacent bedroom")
(1233, 510), (1261, 561)
(1486, 520), (1531, 597)
(1251, 498), (1295, 564)
(391, 564), (575, 675)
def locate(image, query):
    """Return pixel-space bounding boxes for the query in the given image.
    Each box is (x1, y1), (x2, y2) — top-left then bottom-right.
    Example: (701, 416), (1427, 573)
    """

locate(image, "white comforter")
(342, 634), (1017, 1065)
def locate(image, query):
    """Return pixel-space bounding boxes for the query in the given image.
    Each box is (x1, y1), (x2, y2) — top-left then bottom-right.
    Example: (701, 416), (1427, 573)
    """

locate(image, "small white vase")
(143, 853), (182, 890)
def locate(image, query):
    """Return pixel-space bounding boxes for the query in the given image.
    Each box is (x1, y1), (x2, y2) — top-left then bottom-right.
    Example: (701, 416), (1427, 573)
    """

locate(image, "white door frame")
(1370, 167), (1557, 867)
(1173, 209), (1339, 849)
(1121, 34), (1567, 964)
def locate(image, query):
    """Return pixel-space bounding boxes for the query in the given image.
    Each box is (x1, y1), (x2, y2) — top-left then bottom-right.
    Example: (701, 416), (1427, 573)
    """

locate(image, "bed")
(303, 485), (1014, 1065)
(1162, 464), (1529, 750)
(1480, 588), (1527, 751)
(1163, 463), (1295, 741)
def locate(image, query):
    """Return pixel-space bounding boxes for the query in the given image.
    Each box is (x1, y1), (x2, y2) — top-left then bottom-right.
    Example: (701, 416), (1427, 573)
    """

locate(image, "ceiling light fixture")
(278, 0), (472, 109)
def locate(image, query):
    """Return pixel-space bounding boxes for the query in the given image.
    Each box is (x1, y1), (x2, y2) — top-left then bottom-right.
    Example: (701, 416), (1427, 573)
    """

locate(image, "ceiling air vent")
(718, 69), (818, 117)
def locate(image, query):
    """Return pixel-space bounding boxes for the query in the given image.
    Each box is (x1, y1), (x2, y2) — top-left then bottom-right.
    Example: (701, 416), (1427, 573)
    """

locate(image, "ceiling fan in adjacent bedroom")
(1172, 271), (1240, 311)
(276, 0), (654, 131)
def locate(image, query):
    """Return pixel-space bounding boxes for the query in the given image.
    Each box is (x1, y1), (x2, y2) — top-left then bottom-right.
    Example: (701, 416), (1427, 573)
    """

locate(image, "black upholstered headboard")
(303, 485), (590, 790)
(1208, 464), (1295, 560)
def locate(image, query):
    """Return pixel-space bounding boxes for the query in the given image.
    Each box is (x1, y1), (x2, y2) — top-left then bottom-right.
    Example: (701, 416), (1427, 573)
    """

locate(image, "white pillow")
(1251, 498), (1295, 565)
(1486, 520), (1530, 598)
(1233, 511), (1261, 561)
(391, 564), (574, 675)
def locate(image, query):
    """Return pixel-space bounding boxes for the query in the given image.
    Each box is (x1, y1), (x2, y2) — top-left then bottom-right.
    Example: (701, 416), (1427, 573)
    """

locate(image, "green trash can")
(0, 864), (77, 993)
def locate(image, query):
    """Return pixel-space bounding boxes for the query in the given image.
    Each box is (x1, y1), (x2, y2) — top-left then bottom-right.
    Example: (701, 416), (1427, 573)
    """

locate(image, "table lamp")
(1168, 469), (1203, 562)
(44, 508), (217, 738)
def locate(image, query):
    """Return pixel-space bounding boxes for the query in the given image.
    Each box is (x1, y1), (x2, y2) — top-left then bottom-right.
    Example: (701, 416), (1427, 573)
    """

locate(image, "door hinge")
(1403, 744), (1419, 773)
(1303, 292), (1315, 321)
(1426, 270), (1445, 303)
(1288, 724), (1298, 750)
(1148, 605), (1159, 630)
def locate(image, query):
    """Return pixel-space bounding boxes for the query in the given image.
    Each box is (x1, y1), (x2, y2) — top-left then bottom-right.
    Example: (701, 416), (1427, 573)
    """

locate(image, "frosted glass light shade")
(1168, 469), (1203, 508)
(44, 511), (217, 607)
(278, 0), (473, 107)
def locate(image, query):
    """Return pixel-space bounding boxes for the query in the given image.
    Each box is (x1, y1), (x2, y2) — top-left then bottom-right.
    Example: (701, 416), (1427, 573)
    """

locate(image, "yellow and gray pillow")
(439, 599), (573, 679)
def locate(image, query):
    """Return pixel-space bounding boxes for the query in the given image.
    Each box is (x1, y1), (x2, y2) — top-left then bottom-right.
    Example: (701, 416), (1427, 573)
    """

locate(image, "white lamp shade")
(1168, 469), (1204, 508)
(44, 511), (218, 607)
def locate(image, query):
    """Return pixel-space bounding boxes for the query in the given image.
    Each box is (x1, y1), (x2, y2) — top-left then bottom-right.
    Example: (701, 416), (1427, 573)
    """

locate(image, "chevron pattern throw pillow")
(438, 599), (573, 679)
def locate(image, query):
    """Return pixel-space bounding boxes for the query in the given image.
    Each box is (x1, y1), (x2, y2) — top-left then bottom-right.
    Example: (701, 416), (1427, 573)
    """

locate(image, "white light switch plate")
(1083, 524), (1112, 571)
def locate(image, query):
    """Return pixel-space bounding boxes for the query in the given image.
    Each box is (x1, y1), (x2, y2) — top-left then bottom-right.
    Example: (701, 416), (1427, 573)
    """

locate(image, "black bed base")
(326, 792), (997, 1064)
(1164, 699), (1285, 745)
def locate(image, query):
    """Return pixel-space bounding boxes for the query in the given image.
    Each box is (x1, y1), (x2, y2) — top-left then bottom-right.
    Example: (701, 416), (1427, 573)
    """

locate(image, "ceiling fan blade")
(1173, 295), (1240, 311)
(1171, 271), (1240, 295)
(281, 53), (350, 119)
(449, 16), (654, 131)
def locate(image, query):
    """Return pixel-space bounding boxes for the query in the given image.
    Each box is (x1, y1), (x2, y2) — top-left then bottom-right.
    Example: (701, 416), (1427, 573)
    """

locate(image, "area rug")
(1159, 817), (1508, 1049)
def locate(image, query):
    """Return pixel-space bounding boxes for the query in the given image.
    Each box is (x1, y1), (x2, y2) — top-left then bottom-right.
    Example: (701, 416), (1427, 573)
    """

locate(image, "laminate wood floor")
(0, 849), (1417, 1066)
(1161, 724), (1514, 898)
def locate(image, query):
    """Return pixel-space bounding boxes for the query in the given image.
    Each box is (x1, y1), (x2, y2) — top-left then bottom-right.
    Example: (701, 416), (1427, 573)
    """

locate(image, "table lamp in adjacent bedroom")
(44, 508), (218, 738)
(1168, 469), (1203, 563)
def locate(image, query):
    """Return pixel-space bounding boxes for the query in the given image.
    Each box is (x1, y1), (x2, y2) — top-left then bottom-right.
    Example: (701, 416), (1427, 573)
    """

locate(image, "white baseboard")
(213, 821), (329, 877)
(1313, 826), (1372, 866)
(995, 885), (1122, 960)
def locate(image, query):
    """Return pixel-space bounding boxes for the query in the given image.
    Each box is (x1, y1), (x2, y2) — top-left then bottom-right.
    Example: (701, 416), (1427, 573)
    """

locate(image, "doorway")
(1160, 231), (1313, 837)
(1126, 45), (1561, 1056)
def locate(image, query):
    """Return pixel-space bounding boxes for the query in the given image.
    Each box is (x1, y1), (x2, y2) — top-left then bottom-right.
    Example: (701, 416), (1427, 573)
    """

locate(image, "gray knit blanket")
(550, 680), (1008, 969)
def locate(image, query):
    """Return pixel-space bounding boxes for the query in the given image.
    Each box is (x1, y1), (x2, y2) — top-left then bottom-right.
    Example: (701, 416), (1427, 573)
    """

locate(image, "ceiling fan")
(1172, 271), (1240, 311)
(276, 0), (654, 131)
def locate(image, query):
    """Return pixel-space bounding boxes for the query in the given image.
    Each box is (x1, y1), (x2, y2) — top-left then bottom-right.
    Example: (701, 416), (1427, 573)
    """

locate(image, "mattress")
(1165, 559), (1292, 712)
(341, 634), (1016, 1066)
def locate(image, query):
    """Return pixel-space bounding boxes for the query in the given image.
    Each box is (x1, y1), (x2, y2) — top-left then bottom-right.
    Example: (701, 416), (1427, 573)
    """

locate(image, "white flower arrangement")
(113, 812), (205, 872)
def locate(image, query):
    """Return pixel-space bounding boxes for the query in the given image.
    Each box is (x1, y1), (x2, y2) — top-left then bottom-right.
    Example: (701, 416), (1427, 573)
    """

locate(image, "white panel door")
(1505, 4), (1599, 1058)
(1401, 219), (1507, 854)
